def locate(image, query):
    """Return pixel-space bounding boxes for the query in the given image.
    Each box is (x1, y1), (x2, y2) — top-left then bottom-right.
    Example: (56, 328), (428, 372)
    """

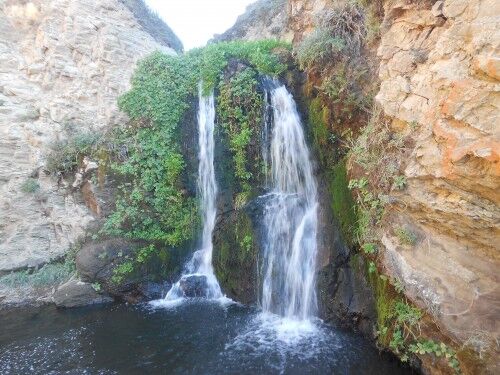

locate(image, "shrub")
(0, 261), (74, 288)
(45, 131), (100, 175)
(395, 227), (417, 246)
(318, 2), (366, 54)
(105, 41), (290, 248)
(295, 28), (345, 70)
(20, 178), (40, 193)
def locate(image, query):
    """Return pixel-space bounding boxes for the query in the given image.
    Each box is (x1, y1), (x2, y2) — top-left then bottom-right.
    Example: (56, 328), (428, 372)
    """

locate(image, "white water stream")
(261, 84), (319, 321)
(158, 84), (224, 304)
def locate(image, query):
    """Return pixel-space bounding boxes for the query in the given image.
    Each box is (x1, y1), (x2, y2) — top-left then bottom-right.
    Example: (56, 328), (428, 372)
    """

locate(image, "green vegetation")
(91, 282), (102, 292)
(111, 261), (134, 284)
(296, 29), (345, 70)
(368, 264), (461, 373)
(46, 130), (100, 175)
(20, 178), (40, 193)
(395, 227), (417, 246)
(329, 160), (358, 246)
(0, 249), (76, 288)
(217, 67), (264, 205)
(103, 40), (289, 251)
(362, 243), (377, 255)
(213, 211), (257, 303)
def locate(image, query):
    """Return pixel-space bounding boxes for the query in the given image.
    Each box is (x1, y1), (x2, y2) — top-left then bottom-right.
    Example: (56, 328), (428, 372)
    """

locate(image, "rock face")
(216, 0), (291, 42)
(53, 278), (113, 308)
(0, 0), (176, 274)
(376, 0), (499, 354)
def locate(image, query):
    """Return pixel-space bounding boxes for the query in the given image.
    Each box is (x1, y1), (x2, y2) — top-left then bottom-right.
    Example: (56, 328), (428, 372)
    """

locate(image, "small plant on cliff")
(20, 178), (40, 193)
(295, 29), (345, 70)
(395, 227), (417, 246)
(45, 130), (100, 175)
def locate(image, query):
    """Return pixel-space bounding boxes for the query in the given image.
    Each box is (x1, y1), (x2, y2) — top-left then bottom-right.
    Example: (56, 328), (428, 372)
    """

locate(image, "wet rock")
(76, 238), (147, 302)
(76, 238), (189, 303)
(179, 275), (209, 297)
(53, 279), (113, 308)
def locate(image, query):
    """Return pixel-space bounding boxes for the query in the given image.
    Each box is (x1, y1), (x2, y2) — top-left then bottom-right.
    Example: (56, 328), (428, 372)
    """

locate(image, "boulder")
(76, 238), (189, 303)
(178, 275), (209, 297)
(76, 238), (148, 302)
(53, 279), (113, 308)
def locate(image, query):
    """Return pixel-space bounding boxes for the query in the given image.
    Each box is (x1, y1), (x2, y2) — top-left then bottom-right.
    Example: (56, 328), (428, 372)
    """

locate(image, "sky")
(145, 0), (257, 50)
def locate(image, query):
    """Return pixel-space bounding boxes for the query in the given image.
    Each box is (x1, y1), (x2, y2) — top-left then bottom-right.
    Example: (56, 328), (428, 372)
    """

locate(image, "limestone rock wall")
(0, 0), (175, 273)
(377, 0), (499, 349)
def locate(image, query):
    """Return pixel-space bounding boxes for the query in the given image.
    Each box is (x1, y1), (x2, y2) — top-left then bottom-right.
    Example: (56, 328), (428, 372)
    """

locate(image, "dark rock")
(213, 207), (260, 305)
(136, 281), (172, 300)
(178, 275), (208, 297)
(76, 238), (140, 283)
(53, 279), (113, 308)
(76, 238), (186, 303)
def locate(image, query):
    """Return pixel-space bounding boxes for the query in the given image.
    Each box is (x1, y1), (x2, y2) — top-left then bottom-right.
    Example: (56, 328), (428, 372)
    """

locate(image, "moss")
(328, 159), (358, 246)
(368, 265), (397, 347)
(213, 210), (258, 304)
(309, 97), (331, 165)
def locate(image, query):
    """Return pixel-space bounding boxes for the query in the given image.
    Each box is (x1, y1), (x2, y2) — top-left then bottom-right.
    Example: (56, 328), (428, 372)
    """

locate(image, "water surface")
(0, 301), (414, 374)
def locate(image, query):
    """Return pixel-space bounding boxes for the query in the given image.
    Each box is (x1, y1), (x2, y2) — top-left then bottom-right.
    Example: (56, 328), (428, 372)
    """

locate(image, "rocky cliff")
(219, 0), (499, 373)
(376, 0), (499, 360)
(0, 0), (176, 279)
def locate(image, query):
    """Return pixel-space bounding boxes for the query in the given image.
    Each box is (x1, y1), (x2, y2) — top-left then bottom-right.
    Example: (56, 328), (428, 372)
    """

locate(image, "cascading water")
(260, 84), (319, 321)
(161, 84), (223, 302)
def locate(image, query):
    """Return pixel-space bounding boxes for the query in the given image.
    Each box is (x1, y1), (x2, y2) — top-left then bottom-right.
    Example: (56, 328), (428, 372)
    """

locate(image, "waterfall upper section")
(260, 83), (319, 321)
(159, 83), (224, 303)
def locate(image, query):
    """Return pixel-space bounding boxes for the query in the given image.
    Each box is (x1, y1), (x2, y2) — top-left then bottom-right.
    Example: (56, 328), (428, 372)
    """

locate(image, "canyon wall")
(0, 0), (176, 275)
(376, 0), (499, 354)
(220, 0), (499, 373)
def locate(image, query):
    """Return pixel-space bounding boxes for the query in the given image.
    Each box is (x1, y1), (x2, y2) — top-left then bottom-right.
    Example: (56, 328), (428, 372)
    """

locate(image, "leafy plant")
(362, 243), (377, 254)
(46, 131), (100, 175)
(393, 175), (407, 190)
(105, 41), (289, 249)
(91, 282), (102, 292)
(111, 261), (134, 284)
(368, 261), (377, 274)
(395, 227), (417, 246)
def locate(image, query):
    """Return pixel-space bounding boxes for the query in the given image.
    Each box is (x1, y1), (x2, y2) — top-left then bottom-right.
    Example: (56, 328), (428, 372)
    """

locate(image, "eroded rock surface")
(376, 0), (500, 349)
(0, 0), (175, 273)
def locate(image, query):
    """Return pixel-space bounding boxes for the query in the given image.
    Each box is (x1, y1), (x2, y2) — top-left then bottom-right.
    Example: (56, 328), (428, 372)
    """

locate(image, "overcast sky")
(145, 0), (256, 50)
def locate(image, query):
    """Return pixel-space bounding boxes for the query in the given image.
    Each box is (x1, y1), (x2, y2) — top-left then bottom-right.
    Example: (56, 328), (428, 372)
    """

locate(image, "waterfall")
(162, 83), (223, 302)
(260, 84), (319, 321)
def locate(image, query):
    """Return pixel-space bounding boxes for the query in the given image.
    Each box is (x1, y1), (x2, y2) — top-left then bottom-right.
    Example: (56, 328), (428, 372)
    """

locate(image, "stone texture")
(53, 278), (113, 307)
(0, 0), (175, 274)
(376, 0), (500, 353)
(215, 0), (292, 43)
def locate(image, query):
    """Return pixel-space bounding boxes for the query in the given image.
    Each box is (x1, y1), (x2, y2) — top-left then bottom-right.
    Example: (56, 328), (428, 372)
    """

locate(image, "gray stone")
(53, 279), (113, 308)
(179, 275), (209, 298)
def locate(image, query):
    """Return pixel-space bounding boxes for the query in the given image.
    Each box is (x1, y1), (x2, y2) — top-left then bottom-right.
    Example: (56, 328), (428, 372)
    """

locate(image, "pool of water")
(0, 300), (413, 374)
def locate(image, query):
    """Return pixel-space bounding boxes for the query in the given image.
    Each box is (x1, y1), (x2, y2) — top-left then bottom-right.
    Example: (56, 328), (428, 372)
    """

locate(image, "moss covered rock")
(213, 208), (260, 305)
